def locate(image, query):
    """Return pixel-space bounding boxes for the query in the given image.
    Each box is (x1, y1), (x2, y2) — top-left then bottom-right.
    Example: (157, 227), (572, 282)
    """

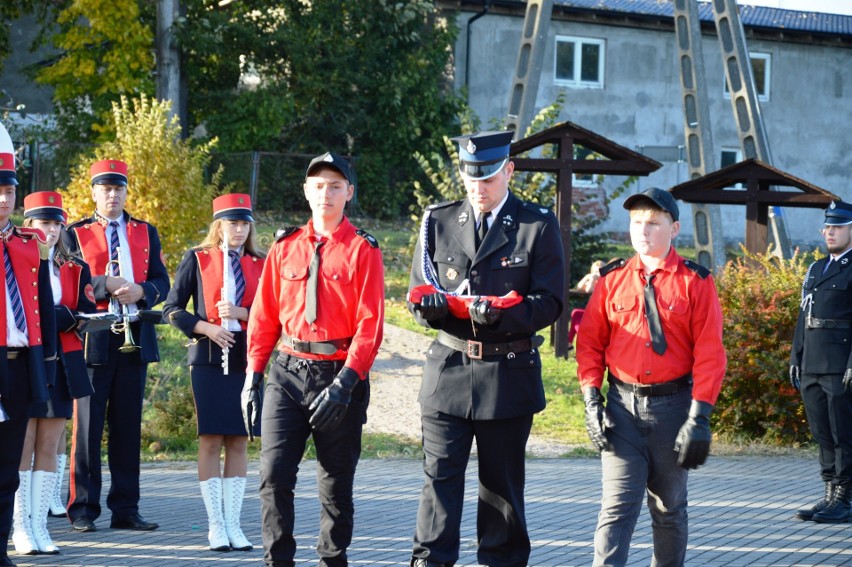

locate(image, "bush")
(714, 247), (814, 443)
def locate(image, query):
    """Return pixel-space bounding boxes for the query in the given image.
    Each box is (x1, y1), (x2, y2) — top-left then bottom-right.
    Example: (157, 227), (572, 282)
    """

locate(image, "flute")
(221, 232), (231, 375)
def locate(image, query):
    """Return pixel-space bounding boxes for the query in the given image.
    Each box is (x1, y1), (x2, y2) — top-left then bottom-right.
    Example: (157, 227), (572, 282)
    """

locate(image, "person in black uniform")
(407, 131), (565, 567)
(0, 120), (57, 567)
(791, 200), (852, 524)
(12, 192), (95, 556)
(164, 194), (265, 552)
(62, 159), (170, 532)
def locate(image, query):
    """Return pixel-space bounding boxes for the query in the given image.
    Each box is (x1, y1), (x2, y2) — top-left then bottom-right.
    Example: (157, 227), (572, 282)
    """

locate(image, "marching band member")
(62, 159), (170, 533)
(0, 121), (57, 567)
(11, 192), (96, 556)
(163, 194), (265, 551)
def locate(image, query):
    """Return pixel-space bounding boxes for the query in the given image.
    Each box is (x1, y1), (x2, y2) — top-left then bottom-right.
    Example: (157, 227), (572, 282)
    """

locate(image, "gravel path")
(365, 323), (575, 457)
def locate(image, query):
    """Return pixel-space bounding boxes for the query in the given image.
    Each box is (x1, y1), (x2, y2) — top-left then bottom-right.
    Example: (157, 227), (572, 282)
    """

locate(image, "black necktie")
(476, 211), (491, 250)
(644, 273), (667, 355)
(305, 241), (324, 324)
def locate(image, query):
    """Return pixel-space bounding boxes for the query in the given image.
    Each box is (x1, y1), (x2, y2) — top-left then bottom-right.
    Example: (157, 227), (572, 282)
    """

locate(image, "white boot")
(223, 477), (253, 551)
(30, 470), (59, 554)
(200, 478), (230, 552)
(11, 470), (38, 555)
(49, 453), (68, 517)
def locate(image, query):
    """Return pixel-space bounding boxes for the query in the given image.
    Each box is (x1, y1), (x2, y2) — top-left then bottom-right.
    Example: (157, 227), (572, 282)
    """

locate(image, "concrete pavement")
(8, 455), (852, 566)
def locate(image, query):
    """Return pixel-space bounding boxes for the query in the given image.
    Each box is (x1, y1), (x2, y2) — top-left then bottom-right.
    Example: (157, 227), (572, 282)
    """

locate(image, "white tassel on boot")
(223, 477), (253, 551)
(49, 454), (68, 517)
(30, 470), (59, 554)
(200, 478), (230, 552)
(12, 470), (38, 555)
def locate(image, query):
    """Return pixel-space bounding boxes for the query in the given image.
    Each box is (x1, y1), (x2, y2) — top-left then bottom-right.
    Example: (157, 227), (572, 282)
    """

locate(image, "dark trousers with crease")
(801, 372), (852, 485)
(68, 332), (147, 522)
(412, 408), (533, 567)
(260, 354), (368, 567)
(0, 355), (31, 557)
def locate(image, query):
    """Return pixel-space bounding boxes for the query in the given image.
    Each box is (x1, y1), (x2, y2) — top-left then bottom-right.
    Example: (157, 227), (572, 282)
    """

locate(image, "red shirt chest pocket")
(281, 264), (308, 282)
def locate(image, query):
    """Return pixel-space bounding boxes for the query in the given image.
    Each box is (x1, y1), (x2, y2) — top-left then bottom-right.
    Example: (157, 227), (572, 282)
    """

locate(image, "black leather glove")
(844, 369), (852, 393)
(241, 371), (264, 441)
(790, 365), (801, 391)
(674, 400), (713, 469)
(583, 387), (610, 452)
(469, 297), (503, 326)
(309, 367), (361, 432)
(417, 292), (449, 321)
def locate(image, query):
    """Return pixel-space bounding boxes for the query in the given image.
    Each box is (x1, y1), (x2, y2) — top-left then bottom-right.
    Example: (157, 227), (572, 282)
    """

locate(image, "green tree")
(177, 0), (463, 217)
(62, 95), (222, 271)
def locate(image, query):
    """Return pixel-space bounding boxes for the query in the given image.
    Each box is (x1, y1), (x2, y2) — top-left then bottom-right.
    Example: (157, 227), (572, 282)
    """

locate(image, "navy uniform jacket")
(408, 191), (565, 420)
(791, 251), (852, 374)
(61, 212), (170, 365)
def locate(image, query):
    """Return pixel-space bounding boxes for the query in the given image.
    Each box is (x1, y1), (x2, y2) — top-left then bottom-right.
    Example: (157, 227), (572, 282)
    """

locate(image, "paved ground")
(8, 455), (852, 566)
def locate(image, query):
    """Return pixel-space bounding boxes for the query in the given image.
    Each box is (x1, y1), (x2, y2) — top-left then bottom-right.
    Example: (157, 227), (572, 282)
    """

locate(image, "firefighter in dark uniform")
(407, 131), (565, 567)
(791, 200), (852, 524)
(62, 159), (170, 533)
(0, 120), (57, 567)
(242, 152), (384, 567)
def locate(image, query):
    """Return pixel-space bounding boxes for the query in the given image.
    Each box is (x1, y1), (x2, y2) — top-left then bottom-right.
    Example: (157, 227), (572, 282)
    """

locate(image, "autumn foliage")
(714, 248), (814, 444)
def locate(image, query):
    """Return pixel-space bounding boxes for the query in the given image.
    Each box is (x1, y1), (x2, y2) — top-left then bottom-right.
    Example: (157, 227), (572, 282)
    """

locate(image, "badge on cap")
(466, 139), (477, 154)
(831, 202), (837, 209)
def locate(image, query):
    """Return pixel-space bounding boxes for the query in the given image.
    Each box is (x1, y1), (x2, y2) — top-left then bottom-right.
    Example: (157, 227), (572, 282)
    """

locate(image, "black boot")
(796, 481), (834, 521)
(814, 484), (852, 523)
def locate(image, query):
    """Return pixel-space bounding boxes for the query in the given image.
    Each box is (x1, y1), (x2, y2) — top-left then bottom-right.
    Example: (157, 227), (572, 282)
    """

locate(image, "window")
(720, 147), (744, 189)
(573, 146), (598, 187)
(724, 52), (771, 102)
(555, 36), (605, 88)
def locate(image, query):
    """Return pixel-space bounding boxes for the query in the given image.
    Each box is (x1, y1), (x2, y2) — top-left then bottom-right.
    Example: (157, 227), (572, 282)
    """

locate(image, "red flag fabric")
(407, 284), (523, 319)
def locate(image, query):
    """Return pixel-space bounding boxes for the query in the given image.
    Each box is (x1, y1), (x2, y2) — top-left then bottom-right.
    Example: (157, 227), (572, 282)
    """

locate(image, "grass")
(139, 214), (816, 461)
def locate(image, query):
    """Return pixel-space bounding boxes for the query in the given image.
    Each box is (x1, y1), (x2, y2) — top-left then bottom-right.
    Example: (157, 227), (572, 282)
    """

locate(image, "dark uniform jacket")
(408, 192), (565, 420)
(61, 212), (170, 365)
(792, 251), (852, 375)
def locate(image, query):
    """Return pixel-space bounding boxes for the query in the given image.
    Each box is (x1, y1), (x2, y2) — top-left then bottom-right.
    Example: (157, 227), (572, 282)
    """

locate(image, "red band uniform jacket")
(61, 213), (170, 365)
(53, 255), (97, 398)
(408, 192), (565, 420)
(0, 227), (57, 403)
(163, 247), (264, 366)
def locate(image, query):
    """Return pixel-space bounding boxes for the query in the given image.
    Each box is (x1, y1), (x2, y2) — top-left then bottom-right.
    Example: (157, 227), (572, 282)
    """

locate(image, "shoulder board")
(275, 227), (299, 242)
(426, 200), (457, 212)
(355, 229), (379, 248)
(683, 259), (711, 279)
(519, 201), (553, 217)
(599, 258), (626, 277)
(66, 218), (94, 230)
(16, 226), (45, 241)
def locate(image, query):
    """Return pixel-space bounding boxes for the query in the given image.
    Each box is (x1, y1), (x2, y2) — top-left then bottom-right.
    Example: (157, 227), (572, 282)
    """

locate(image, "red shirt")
(576, 247), (726, 404)
(247, 217), (384, 379)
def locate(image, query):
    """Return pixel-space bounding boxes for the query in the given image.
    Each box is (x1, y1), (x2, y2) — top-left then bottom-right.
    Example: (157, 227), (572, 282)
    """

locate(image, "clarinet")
(221, 235), (231, 375)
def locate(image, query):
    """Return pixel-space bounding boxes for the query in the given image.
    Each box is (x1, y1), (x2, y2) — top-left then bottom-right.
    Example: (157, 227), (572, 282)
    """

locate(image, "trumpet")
(221, 234), (231, 375)
(105, 246), (141, 354)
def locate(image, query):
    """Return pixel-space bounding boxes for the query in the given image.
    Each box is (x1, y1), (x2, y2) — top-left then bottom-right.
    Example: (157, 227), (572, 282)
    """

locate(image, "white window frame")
(723, 52), (771, 102)
(554, 36), (605, 89)
(573, 146), (599, 187)
(720, 147), (744, 189)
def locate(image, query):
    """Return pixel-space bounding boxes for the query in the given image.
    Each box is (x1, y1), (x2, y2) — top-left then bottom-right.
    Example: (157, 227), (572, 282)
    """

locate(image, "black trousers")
(801, 372), (852, 484)
(412, 408), (533, 567)
(0, 355), (31, 556)
(68, 333), (147, 522)
(260, 354), (368, 567)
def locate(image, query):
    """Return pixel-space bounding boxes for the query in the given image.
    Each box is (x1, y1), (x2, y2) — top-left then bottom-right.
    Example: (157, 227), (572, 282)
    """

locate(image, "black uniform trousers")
(69, 331), (147, 522)
(0, 354), (31, 555)
(413, 407), (534, 567)
(260, 354), (368, 567)
(801, 371), (852, 484)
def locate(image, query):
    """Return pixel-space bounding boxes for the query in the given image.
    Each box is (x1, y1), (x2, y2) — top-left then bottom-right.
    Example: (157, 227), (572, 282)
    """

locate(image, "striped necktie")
(109, 221), (120, 276)
(229, 250), (245, 306)
(4, 243), (28, 334)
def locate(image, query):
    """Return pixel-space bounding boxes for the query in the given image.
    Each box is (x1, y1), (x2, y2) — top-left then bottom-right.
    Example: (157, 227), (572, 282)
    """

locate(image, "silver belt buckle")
(467, 340), (483, 360)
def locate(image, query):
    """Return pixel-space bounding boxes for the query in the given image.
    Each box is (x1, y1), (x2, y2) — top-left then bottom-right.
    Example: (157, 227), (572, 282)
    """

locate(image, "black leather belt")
(6, 347), (25, 360)
(806, 317), (852, 329)
(608, 373), (692, 397)
(437, 330), (543, 360)
(280, 334), (351, 356)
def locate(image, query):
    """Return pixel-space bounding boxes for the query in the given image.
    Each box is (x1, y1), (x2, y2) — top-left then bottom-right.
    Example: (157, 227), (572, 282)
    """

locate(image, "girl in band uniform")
(12, 191), (96, 555)
(163, 194), (265, 552)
